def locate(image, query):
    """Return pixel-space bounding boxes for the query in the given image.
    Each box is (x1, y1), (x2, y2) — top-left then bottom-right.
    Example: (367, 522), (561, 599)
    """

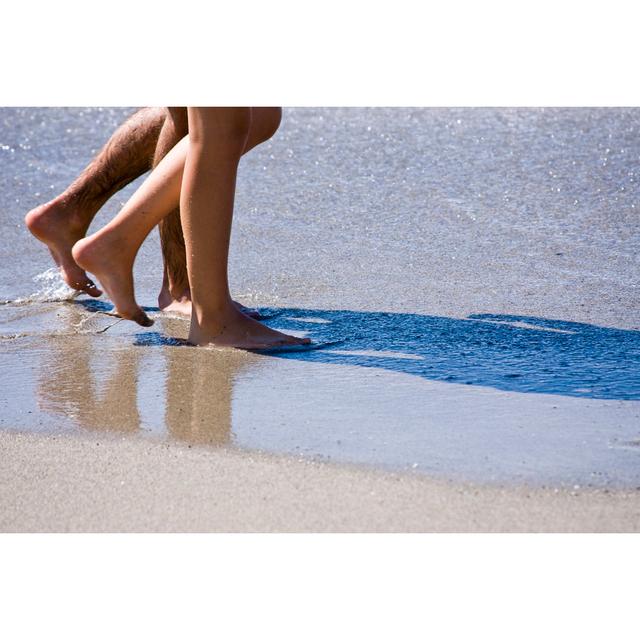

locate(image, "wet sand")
(1, 108), (639, 531)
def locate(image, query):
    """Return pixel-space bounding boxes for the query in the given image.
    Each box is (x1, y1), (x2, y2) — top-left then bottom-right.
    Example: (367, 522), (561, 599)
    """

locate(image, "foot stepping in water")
(25, 200), (102, 298)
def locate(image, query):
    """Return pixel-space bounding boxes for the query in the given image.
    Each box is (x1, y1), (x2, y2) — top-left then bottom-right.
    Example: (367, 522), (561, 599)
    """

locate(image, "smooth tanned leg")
(155, 107), (284, 317)
(73, 136), (189, 325)
(154, 107), (282, 316)
(182, 107), (308, 348)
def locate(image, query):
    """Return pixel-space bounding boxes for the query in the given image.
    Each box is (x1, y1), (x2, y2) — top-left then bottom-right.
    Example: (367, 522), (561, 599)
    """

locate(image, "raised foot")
(189, 305), (310, 350)
(72, 235), (153, 327)
(25, 199), (102, 297)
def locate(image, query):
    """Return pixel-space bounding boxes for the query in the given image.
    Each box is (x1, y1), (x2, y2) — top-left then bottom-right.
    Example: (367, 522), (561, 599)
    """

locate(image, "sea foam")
(2, 268), (77, 306)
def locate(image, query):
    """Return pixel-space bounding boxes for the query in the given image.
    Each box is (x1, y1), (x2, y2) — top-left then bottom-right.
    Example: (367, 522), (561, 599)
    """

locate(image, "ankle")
(75, 226), (134, 267)
(62, 183), (111, 224)
(168, 283), (191, 303)
(191, 297), (237, 329)
(48, 193), (96, 233)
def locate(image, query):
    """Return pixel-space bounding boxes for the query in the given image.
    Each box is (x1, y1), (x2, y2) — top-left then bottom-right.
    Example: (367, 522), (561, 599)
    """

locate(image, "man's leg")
(25, 107), (166, 295)
(152, 108), (190, 312)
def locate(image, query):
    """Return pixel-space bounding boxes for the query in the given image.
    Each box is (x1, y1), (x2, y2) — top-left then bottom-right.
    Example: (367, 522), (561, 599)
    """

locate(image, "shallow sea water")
(1, 107), (639, 487)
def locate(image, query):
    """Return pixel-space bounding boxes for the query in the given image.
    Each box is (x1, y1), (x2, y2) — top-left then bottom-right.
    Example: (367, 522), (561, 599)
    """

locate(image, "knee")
(189, 107), (252, 155)
(256, 107), (282, 141)
(166, 107), (188, 138)
(242, 107), (282, 154)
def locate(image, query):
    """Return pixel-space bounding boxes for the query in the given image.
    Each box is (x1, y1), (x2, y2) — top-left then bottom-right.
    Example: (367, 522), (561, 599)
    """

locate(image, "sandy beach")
(2, 429), (638, 532)
(1, 107), (639, 532)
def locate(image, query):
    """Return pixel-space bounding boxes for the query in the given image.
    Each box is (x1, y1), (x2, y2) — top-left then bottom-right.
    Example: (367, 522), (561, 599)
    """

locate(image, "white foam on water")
(5, 268), (77, 305)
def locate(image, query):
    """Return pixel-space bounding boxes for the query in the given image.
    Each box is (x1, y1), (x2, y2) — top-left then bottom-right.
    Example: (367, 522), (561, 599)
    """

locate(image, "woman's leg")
(157, 107), (282, 314)
(73, 107), (284, 323)
(73, 136), (189, 325)
(181, 107), (308, 348)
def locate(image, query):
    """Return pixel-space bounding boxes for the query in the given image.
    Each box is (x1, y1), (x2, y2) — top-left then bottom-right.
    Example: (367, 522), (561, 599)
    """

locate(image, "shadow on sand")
(255, 308), (640, 401)
(76, 299), (639, 401)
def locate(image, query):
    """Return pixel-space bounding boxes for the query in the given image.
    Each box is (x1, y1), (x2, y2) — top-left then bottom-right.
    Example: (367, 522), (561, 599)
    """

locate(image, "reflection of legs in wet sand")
(37, 309), (247, 443)
(164, 347), (242, 445)
(74, 107), (309, 349)
(36, 310), (141, 433)
(25, 107), (280, 318)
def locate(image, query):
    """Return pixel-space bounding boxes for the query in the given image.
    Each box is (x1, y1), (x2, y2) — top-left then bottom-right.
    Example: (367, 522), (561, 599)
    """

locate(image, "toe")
(62, 263), (101, 296)
(132, 310), (154, 327)
(68, 276), (102, 297)
(80, 279), (103, 297)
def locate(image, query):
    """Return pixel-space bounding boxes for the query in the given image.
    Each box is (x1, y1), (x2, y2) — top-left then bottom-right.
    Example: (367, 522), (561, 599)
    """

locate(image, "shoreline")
(2, 429), (638, 533)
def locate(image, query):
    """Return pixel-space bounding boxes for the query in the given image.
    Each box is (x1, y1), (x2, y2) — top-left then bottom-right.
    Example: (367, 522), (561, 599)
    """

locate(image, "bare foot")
(25, 198), (102, 297)
(189, 303), (310, 350)
(158, 287), (261, 319)
(158, 289), (193, 316)
(72, 232), (153, 327)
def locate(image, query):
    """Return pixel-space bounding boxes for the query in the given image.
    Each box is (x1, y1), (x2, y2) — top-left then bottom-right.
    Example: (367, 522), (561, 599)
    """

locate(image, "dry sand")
(1, 430), (638, 532)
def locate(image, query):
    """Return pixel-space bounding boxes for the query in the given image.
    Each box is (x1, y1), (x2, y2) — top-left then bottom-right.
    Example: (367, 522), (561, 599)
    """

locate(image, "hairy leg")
(153, 108), (190, 311)
(25, 107), (165, 295)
